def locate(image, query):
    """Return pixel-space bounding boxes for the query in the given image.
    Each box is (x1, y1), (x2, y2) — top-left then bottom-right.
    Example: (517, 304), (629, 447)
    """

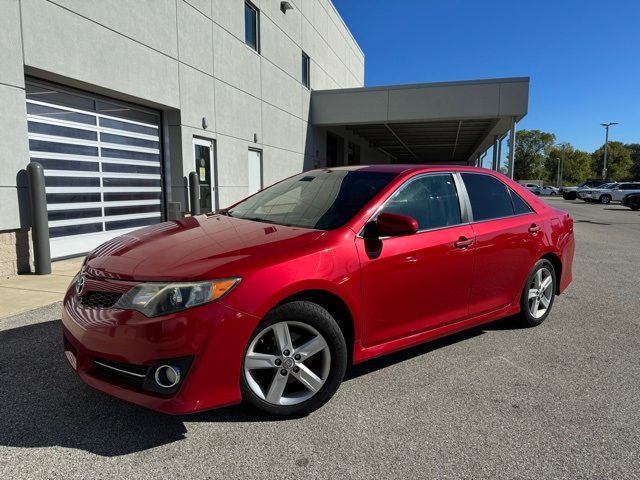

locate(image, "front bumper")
(61, 282), (260, 414)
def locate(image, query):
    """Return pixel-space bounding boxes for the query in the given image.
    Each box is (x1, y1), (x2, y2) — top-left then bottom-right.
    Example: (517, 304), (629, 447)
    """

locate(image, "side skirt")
(352, 303), (521, 364)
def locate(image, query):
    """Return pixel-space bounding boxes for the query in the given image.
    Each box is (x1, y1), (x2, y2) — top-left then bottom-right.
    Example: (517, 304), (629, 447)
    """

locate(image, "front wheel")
(241, 301), (347, 417)
(518, 259), (556, 327)
(599, 195), (612, 204)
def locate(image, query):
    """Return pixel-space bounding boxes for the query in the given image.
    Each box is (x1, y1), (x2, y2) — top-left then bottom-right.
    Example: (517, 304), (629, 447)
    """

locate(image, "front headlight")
(114, 278), (240, 317)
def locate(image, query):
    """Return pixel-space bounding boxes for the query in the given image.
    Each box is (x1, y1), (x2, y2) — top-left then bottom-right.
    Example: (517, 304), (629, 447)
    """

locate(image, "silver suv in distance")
(584, 182), (640, 204)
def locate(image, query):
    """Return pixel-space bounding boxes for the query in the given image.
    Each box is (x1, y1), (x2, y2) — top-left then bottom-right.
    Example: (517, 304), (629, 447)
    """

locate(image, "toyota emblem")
(75, 275), (85, 295)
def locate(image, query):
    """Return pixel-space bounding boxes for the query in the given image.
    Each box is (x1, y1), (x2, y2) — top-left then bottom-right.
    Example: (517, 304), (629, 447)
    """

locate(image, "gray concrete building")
(0, 0), (528, 275)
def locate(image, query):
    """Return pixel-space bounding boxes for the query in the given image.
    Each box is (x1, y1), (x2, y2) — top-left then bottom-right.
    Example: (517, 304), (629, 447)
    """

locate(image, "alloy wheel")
(244, 321), (331, 406)
(527, 267), (554, 319)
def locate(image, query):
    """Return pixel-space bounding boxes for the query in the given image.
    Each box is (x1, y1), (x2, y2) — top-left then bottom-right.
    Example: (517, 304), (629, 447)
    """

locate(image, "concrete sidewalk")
(0, 257), (84, 318)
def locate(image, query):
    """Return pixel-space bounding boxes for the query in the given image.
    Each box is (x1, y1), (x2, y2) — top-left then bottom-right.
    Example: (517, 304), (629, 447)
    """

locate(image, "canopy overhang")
(311, 77), (529, 164)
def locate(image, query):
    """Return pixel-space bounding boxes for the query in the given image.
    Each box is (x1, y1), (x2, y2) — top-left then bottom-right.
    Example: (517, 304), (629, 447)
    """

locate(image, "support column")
(492, 135), (499, 170)
(507, 116), (517, 179)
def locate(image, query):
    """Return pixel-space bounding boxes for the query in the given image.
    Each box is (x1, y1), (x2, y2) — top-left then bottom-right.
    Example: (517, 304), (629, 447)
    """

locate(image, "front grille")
(78, 291), (122, 308)
(93, 358), (149, 388)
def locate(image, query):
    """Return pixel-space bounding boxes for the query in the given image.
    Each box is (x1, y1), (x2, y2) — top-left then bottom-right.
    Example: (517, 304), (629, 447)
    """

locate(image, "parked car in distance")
(562, 179), (613, 200)
(61, 165), (575, 417)
(584, 182), (640, 204)
(621, 193), (640, 211)
(523, 183), (541, 195)
(577, 182), (617, 202)
(540, 186), (560, 196)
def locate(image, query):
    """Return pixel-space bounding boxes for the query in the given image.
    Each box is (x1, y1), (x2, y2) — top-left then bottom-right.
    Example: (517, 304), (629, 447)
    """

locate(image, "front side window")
(380, 174), (462, 231)
(301, 52), (310, 88)
(228, 170), (396, 230)
(461, 173), (515, 222)
(244, 2), (259, 51)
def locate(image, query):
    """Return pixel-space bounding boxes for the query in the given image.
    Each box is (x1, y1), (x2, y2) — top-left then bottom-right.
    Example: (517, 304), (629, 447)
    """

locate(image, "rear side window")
(461, 173), (514, 221)
(510, 189), (532, 215)
(380, 173), (462, 230)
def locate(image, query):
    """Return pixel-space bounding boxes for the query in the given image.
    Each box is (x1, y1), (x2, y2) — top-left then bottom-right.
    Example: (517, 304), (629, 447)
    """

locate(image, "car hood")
(84, 214), (325, 281)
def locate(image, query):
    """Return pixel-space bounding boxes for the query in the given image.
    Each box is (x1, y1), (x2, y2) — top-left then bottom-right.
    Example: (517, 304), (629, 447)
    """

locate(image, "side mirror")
(371, 212), (418, 237)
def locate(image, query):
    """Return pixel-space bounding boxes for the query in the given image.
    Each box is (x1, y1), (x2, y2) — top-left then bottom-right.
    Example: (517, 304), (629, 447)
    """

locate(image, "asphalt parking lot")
(1, 197), (639, 480)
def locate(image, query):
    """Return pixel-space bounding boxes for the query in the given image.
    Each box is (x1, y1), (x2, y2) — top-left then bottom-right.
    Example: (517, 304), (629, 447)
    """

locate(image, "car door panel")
(356, 224), (475, 347)
(467, 215), (539, 316)
(356, 173), (476, 347)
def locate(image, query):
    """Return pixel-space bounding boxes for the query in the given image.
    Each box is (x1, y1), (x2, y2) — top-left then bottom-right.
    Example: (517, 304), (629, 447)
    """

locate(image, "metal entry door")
(193, 138), (216, 212)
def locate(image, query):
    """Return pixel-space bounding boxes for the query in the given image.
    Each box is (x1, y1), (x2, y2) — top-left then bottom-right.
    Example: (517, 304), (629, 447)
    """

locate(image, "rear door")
(460, 173), (540, 317)
(357, 173), (475, 347)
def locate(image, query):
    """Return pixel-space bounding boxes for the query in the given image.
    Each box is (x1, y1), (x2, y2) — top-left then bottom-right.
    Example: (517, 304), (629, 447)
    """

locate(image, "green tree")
(625, 143), (640, 179)
(514, 129), (556, 181)
(546, 145), (593, 186)
(591, 142), (633, 180)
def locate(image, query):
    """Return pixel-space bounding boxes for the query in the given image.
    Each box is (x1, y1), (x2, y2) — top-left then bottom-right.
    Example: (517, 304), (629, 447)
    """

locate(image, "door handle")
(528, 223), (541, 233)
(454, 237), (473, 249)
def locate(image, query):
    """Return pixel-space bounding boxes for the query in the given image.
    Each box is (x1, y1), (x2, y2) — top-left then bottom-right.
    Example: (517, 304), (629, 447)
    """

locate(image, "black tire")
(631, 206), (640, 211)
(241, 301), (347, 417)
(599, 194), (612, 204)
(517, 259), (557, 327)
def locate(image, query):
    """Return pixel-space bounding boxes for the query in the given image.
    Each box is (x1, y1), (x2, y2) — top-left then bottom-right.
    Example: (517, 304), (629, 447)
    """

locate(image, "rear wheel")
(518, 259), (556, 327)
(599, 194), (612, 204)
(241, 301), (347, 417)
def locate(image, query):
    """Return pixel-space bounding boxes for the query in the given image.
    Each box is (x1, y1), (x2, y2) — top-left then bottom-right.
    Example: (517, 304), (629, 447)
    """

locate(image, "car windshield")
(227, 170), (397, 230)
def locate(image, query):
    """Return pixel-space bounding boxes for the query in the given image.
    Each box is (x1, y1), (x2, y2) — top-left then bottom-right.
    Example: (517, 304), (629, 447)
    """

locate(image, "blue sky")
(332, 0), (640, 152)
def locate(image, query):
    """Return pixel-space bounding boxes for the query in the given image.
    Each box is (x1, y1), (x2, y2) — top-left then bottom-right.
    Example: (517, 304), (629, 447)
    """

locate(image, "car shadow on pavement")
(603, 207), (639, 213)
(344, 328), (484, 381)
(0, 317), (334, 457)
(0, 319), (263, 457)
(0, 320), (189, 456)
(343, 315), (529, 380)
(0, 315), (521, 456)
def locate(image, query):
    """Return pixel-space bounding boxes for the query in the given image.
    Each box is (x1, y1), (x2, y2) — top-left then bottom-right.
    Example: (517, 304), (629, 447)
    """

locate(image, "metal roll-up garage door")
(25, 80), (163, 259)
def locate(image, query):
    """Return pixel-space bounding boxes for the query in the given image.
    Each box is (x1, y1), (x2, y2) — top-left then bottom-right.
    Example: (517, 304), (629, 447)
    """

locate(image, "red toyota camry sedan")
(62, 165), (574, 417)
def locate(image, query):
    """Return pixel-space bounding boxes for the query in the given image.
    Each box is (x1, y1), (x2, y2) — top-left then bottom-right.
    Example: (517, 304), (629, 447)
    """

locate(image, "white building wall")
(0, 0), (388, 274)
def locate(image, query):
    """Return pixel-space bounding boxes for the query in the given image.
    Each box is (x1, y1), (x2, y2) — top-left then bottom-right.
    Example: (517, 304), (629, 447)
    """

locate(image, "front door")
(193, 138), (216, 212)
(247, 149), (262, 195)
(357, 173), (475, 347)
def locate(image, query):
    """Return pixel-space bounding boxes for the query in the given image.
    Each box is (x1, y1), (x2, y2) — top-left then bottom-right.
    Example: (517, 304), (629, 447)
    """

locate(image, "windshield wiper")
(241, 216), (298, 227)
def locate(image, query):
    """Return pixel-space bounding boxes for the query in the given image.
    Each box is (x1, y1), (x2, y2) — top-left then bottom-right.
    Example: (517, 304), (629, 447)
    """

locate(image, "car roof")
(319, 164), (503, 175)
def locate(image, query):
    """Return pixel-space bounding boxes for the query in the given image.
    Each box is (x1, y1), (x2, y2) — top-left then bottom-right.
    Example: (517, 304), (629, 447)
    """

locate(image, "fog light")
(154, 365), (181, 388)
